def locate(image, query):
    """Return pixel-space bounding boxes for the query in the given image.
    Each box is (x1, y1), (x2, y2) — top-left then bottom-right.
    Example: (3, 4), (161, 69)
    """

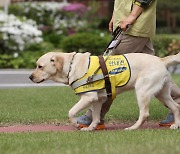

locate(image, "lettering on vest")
(108, 57), (125, 66)
(82, 83), (94, 89)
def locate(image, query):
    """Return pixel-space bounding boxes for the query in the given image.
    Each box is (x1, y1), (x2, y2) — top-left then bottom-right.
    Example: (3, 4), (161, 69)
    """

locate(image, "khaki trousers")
(113, 34), (155, 55)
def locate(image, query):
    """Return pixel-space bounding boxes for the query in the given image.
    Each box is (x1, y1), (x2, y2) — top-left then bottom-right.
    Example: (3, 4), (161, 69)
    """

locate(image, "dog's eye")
(50, 59), (55, 62)
(38, 65), (43, 69)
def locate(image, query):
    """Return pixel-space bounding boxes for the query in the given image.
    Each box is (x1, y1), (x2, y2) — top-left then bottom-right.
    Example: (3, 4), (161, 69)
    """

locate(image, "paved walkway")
(0, 122), (168, 133)
(0, 69), (65, 88)
(0, 66), (179, 89)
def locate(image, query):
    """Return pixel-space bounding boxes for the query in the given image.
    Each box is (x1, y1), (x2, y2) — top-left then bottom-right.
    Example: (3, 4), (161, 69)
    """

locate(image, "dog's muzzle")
(29, 75), (45, 83)
(29, 74), (34, 81)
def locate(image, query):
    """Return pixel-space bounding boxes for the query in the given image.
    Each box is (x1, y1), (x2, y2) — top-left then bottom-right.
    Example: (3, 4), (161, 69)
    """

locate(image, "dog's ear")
(51, 55), (64, 72)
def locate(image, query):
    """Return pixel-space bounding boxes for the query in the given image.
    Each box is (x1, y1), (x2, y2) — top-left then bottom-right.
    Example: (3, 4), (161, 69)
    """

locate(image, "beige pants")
(113, 34), (155, 55)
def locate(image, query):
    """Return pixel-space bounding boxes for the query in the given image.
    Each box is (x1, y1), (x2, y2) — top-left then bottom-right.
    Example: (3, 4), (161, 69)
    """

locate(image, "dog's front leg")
(68, 92), (97, 128)
(81, 100), (103, 131)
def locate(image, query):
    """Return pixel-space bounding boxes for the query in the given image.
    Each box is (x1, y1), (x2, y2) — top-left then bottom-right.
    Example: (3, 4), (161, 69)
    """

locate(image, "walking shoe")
(159, 113), (175, 127)
(77, 115), (106, 130)
(77, 115), (92, 125)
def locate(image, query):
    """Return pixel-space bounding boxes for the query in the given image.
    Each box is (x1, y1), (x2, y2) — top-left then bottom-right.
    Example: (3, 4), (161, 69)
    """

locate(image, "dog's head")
(29, 52), (91, 84)
(29, 52), (67, 83)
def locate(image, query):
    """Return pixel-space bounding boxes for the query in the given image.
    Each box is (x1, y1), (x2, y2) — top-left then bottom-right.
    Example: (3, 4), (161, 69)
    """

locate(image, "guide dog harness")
(71, 55), (131, 100)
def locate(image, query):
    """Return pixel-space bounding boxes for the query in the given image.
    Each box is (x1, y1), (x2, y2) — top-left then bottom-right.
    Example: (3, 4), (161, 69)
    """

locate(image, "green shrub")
(60, 33), (180, 57)
(26, 42), (54, 52)
(0, 41), (54, 69)
(43, 33), (64, 48)
(153, 35), (180, 57)
(60, 32), (111, 55)
(0, 51), (43, 69)
(0, 34), (179, 68)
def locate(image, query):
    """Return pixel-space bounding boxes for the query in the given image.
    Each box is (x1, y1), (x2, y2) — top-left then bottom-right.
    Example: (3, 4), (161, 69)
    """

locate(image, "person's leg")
(113, 35), (155, 55)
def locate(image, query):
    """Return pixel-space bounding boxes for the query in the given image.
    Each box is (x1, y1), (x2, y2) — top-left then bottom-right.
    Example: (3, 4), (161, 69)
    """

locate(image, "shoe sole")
(78, 124), (106, 130)
(159, 122), (175, 127)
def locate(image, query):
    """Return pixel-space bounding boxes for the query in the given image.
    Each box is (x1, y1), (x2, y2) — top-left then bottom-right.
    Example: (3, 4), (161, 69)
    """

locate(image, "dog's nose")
(29, 75), (34, 81)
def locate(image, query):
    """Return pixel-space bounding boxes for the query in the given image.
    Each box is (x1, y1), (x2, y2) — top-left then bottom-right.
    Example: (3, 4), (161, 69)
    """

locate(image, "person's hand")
(119, 14), (136, 31)
(109, 18), (113, 32)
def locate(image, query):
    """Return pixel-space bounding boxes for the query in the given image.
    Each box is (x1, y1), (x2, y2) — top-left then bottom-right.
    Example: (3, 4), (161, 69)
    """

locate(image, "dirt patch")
(0, 122), (169, 133)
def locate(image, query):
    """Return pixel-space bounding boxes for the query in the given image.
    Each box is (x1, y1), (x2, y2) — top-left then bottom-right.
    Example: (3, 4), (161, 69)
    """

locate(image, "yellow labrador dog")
(29, 52), (180, 131)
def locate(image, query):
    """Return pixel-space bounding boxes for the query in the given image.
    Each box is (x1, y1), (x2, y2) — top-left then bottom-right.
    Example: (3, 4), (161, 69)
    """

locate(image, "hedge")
(60, 32), (111, 55)
(0, 34), (179, 69)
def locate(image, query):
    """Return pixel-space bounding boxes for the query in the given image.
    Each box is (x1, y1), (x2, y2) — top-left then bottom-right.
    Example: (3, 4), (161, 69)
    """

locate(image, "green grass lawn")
(0, 74), (179, 154)
(0, 130), (180, 154)
(0, 74), (179, 125)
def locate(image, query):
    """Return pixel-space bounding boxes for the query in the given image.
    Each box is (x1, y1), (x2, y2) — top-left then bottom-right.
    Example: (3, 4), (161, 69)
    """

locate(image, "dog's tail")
(161, 52), (180, 68)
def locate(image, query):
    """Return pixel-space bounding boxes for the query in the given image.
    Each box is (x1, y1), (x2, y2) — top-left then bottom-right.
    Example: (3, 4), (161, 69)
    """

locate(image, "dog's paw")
(74, 123), (81, 129)
(80, 127), (93, 131)
(71, 122), (80, 129)
(170, 124), (180, 130)
(124, 127), (130, 130)
(124, 127), (135, 130)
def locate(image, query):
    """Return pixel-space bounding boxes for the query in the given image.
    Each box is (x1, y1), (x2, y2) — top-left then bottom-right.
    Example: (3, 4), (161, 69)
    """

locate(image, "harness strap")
(71, 74), (104, 90)
(98, 56), (112, 98)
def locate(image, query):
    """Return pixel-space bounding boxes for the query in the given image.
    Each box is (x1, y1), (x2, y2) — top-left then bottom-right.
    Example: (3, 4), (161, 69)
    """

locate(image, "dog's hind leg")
(125, 90), (151, 130)
(156, 82), (180, 129)
(125, 75), (159, 130)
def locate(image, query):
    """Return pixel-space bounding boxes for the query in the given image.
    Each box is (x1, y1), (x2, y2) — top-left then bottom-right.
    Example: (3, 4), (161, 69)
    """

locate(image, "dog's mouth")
(36, 79), (45, 83)
(29, 75), (46, 84)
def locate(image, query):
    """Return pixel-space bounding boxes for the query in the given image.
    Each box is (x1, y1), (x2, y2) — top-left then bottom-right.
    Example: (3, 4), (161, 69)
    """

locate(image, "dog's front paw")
(80, 127), (93, 131)
(170, 124), (180, 130)
(74, 123), (80, 129)
(69, 118), (79, 128)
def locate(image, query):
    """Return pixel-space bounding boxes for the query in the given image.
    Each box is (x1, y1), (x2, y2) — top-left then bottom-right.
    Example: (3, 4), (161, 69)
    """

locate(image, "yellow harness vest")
(73, 55), (131, 99)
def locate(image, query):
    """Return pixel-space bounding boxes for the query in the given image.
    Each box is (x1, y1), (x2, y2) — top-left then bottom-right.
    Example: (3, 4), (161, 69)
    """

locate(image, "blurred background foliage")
(157, 0), (180, 33)
(0, 0), (179, 68)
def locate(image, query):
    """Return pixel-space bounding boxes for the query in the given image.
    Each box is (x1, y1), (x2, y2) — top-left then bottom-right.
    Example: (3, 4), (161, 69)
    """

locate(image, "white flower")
(0, 11), (43, 52)
(100, 33), (105, 37)
(2, 33), (8, 40)
(19, 45), (24, 51)
(57, 30), (63, 35)
(34, 37), (43, 44)
(13, 52), (19, 58)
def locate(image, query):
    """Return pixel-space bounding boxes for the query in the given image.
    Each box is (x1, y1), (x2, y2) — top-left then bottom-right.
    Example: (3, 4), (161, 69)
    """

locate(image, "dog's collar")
(67, 53), (77, 82)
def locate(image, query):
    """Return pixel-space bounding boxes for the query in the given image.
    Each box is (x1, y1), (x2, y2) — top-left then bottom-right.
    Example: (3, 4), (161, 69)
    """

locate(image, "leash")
(103, 25), (132, 56)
